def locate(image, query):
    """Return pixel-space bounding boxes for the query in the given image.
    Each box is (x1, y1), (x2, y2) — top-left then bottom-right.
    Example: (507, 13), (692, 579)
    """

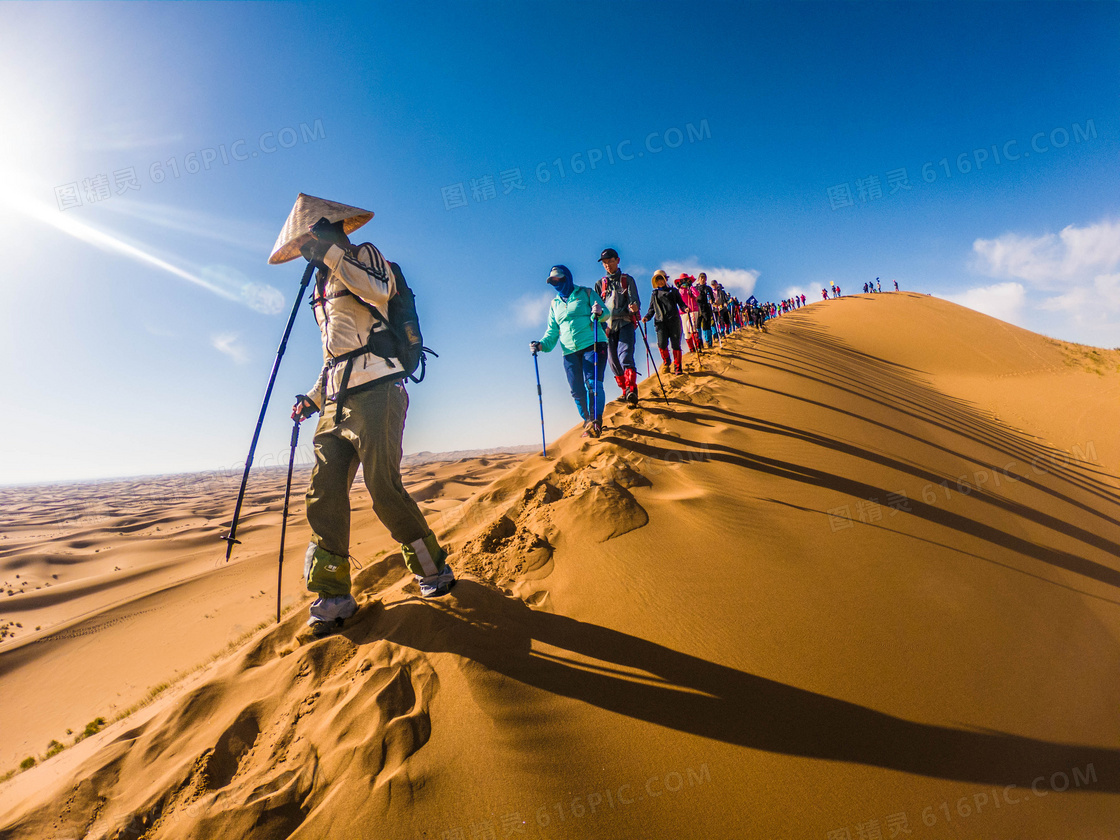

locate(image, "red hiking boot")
(624, 368), (638, 405)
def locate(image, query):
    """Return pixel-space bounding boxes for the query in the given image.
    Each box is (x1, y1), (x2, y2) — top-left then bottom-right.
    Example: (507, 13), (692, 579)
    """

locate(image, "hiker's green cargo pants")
(304, 380), (439, 596)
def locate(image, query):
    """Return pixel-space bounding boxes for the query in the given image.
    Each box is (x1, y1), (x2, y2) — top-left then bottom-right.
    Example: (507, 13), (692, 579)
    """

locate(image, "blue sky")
(1, 1), (1117, 484)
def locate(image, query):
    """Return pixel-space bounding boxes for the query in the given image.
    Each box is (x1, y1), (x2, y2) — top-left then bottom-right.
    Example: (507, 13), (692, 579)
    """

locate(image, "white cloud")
(972, 219), (1120, 289)
(512, 291), (554, 328)
(211, 333), (248, 364)
(965, 217), (1120, 342)
(661, 258), (760, 296)
(198, 265), (286, 315)
(944, 282), (1027, 324)
(1038, 272), (1120, 326)
(240, 281), (286, 316)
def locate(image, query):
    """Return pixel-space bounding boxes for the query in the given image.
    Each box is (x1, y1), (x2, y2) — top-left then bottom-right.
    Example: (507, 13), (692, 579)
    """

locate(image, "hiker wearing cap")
(711, 281), (731, 338)
(642, 270), (686, 375)
(597, 248), (641, 405)
(677, 274), (701, 354)
(695, 273), (716, 348)
(272, 195), (455, 636)
(531, 265), (609, 437)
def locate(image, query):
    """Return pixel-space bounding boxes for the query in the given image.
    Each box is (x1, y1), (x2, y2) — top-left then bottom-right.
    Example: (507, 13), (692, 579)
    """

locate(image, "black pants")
(655, 318), (682, 351)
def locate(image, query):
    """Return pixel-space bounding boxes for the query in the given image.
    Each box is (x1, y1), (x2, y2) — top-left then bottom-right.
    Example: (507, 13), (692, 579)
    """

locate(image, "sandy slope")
(1, 293), (1118, 840)
(0, 455), (528, 774)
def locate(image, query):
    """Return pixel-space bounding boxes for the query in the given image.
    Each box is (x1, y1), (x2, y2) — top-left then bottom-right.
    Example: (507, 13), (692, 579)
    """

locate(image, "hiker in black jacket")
(643, 270), (686, 374)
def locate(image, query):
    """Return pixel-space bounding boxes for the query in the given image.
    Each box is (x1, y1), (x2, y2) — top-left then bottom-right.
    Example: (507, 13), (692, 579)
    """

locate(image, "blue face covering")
(548, 275), (575, 300)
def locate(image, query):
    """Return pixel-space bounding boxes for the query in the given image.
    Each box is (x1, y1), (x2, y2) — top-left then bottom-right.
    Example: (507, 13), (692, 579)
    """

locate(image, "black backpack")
(365, 262), (436, 383)
(314, 254), (437, 389)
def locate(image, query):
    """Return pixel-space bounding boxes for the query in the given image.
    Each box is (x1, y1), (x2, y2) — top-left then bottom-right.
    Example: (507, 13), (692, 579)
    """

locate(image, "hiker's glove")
(292, 395), (318, 422)
(530, 341), (541, 354)
(300, 237), (333, 265)
(591, 302), (603, 316)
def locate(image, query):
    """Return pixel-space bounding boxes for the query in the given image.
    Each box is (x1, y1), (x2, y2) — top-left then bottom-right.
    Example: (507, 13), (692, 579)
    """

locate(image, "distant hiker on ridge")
(273, 195), (455, 637)
(531, 265), (609, 438)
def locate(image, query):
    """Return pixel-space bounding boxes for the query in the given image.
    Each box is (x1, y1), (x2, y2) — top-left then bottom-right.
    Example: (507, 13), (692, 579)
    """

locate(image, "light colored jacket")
(539, 286), (608, 355)
(305, 242), (400, 409)
(598, 272), (641, 325)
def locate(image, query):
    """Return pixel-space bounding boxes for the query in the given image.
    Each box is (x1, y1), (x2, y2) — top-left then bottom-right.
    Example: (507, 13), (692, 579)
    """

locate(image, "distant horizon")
(0, 443), (542, 489)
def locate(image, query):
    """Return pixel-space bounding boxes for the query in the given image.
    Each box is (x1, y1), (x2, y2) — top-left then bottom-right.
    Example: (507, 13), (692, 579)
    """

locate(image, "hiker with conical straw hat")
(271, 193), (455, 637)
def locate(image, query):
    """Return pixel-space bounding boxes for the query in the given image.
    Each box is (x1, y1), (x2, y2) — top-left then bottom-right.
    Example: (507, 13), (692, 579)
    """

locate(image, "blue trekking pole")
(531, 348), (547, 456)
(591, 318), (600, 431)
(276, 415), (301, 623)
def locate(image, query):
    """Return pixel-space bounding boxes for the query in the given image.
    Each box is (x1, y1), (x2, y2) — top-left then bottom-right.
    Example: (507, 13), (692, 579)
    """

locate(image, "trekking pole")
(277, 414), (301, 623)
(637, 320), (671, 408)
(640, 311), (649, 377)
(222, 261), (316, 561)
(532, 349), (547, 456)
(591, 318), (600, 427)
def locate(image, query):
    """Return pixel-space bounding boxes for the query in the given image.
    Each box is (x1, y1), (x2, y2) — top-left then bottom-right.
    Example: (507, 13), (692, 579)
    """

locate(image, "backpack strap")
(311, 245), (400, 421)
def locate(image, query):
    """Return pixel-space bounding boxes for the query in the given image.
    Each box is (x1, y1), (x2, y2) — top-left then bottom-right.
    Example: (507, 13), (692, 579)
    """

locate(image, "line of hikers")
(823, 277), (901, 299)
(531, 248), (777, 439)
(860, 277), (900, 294)
(267, 192), (909, 635)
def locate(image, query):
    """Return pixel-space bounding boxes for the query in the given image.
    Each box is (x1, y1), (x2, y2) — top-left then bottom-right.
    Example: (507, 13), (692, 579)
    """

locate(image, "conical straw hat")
(268, 193), (374, 264)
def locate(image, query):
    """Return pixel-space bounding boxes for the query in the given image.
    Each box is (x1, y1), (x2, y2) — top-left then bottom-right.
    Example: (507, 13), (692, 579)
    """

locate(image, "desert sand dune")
(1, 294), (1117, 839)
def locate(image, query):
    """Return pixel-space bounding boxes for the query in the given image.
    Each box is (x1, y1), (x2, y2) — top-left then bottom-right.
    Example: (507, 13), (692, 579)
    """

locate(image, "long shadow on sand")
(730, 321), (1120, 498)
(371, 582), (1119, 791)
(602, 425), (1120, 591)
(645, 402), (1120, 551)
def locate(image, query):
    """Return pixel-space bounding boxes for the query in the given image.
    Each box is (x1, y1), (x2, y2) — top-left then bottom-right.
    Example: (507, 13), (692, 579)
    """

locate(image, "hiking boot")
(672, 350), (683, 374)
(624, 368), (638, 405)
(307, 593), (358, 636)
(659, 348), (671, 373)
(417, 563), (456, 598)
(588, 420), (602, 438)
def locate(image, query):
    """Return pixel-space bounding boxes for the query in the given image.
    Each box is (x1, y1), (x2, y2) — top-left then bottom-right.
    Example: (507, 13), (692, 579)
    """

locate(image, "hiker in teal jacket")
(531, 265), (609, 437)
